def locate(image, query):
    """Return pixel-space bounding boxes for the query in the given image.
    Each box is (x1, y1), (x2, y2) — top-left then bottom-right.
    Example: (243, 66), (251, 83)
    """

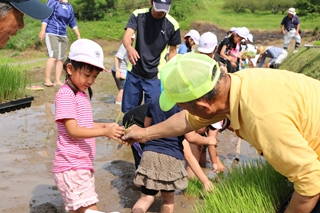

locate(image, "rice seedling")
(0, 62), (30, 102)
(184, 178), (204, 198)
(117, 114), (134, 150)
(190, 160), (293, 213)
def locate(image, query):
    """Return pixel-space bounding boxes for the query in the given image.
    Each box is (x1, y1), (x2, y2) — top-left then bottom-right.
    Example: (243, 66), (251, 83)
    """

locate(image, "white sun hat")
(69, 39), (106, 71)
(184, 29), (200, 45)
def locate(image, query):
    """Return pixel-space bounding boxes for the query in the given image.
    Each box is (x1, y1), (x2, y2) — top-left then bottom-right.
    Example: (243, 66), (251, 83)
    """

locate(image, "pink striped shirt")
(53, 84), (96, 173)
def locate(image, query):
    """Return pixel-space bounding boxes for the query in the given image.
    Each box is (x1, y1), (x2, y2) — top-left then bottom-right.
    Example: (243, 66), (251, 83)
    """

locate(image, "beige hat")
(256, 45), (266, 55)
(288, 8), (296, 15)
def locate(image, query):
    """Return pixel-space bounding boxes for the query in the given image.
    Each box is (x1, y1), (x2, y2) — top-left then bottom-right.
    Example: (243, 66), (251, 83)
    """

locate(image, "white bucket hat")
(288, 8), (296, 15)
(198, 32), (218, 54)
(69, 39), (106, 71)
(184, 29), (200, 45)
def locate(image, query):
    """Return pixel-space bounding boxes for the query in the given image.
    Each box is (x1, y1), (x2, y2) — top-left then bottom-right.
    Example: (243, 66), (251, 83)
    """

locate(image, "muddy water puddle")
(0, 72), (260, 213)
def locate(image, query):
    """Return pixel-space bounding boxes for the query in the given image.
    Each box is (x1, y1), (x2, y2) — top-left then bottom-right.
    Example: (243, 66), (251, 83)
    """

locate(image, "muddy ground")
(0, 25), (311, 213)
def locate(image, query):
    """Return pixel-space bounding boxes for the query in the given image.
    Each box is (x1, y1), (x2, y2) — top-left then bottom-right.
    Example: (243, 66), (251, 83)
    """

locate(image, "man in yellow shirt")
(122, 53), (320, 213)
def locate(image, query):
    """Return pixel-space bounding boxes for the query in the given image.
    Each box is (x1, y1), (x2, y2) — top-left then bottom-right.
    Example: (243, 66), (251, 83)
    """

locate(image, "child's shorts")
(53, 170), (99, 211)
(134, 151), (188, 194)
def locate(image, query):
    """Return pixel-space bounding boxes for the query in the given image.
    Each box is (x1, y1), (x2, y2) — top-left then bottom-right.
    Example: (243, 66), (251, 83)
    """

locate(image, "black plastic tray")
(0, 96), (34, 114)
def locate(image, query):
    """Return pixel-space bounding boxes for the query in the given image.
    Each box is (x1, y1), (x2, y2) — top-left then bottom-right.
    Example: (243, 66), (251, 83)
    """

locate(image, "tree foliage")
(296, 0), (320, 15)
(73, 0), (108, 21)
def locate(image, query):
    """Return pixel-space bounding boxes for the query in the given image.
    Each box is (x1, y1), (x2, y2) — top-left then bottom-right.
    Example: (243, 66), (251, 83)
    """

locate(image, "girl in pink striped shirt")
(53, 39), (124, 213)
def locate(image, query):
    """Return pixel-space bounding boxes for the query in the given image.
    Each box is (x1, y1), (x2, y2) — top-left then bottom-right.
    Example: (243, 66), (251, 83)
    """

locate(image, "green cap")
(159, 53), (221, 111)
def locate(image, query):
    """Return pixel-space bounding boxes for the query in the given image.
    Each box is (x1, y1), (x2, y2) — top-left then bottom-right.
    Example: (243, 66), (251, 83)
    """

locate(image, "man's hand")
(121, 124), (148, 144)
(127, 46), (140, 65)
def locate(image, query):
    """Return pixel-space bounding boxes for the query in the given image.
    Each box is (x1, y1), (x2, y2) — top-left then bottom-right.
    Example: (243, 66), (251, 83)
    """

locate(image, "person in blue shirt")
(178, 29), (200, 54)
(39, 0), (80, 87)
(256, 45), (288, 69)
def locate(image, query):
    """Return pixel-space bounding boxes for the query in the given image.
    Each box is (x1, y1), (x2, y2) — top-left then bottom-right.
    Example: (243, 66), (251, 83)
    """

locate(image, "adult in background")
(256, 45), (288, 69)
(178, 29), (200, 54)
(280, 8), (301, 53)
(0, 0), (51, 48)
(39, 0), (81, 87)
(123, 53), (320, 213)
(121, 0), (181, 114)
(111, 34), (135, 106)
(121, 0), (180, 169)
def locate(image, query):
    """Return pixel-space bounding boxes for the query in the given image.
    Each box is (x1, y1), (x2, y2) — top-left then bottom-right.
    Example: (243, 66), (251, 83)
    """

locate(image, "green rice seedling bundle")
(193, 160), (293, 213)
(184, 178), (204, 198)
(242, 51), (256, 58)
(0, 62), (29, 102)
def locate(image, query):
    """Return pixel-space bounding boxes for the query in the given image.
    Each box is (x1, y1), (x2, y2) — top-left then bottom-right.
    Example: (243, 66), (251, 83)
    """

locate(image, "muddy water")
(0, 70), (260, 213)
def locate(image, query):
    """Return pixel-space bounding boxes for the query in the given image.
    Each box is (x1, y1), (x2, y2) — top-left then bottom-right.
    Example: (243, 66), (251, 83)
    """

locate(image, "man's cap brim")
(10, 0), (52, 20)
(159, 90), (175, 112)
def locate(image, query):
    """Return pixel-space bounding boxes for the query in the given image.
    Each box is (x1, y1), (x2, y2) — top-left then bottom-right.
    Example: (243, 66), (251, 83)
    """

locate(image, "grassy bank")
(281, 47), (320, 80)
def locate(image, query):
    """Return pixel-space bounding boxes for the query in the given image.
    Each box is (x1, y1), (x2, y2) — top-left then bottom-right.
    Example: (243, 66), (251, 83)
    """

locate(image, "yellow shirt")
(187, 68), (320, 196)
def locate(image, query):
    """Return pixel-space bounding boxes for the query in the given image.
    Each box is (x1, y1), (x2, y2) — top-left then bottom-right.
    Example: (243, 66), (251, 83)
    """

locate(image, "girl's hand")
(203, 180), (214, 192)
(104, 123), (125, 140)
(115, 71), (121, 79)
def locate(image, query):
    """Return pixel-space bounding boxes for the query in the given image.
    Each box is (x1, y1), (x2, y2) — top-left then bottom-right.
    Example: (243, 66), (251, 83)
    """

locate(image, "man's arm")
(123, 28), (139, 65)
(296, 23), (300, 35)
(285, 192), (319, 213)
(167, 45), (177, 61)
(280, 24), (286, 35)
(123, 110), (194, 143)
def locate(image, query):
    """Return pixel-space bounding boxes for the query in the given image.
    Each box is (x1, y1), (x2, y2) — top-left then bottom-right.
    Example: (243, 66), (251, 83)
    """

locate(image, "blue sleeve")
(68, 5), (77, 29)
(280, 16), (286, 25)
(294, 15), (300, 25)
(178, 43), (188, 54)
(145, 98), (154, 118)
(258, 55), (266, 68)
(41, 0), (56, 23)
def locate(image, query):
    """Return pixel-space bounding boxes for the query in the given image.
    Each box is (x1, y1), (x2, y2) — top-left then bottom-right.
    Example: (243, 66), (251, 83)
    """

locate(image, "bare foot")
(54, 82), (64, 86)
(44, 82), (54, 87)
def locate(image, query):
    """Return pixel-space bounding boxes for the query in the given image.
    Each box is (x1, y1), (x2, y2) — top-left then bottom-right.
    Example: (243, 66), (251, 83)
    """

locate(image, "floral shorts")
(53, 170), (99, 211)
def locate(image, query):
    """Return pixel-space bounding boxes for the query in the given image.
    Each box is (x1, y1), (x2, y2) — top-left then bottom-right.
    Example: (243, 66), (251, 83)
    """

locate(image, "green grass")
(177, 0), (320, 31)
(280, 47), (320, 80)
(186, 160), (293, 213)
(314, 40), (320, 46)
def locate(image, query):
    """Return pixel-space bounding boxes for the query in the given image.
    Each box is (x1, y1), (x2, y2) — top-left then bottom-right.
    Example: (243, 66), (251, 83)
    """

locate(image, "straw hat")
(287, 8), (296, 15)
(256, 45), (266, 54)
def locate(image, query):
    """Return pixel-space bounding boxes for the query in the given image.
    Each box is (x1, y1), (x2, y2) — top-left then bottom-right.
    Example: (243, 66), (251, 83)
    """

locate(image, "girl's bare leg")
(160, 191), (174, 213)
(131, 193), (155, 213)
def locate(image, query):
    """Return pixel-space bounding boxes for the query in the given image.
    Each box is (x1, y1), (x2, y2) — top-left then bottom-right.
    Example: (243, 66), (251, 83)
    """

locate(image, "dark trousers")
(122, 103), (149, 169)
